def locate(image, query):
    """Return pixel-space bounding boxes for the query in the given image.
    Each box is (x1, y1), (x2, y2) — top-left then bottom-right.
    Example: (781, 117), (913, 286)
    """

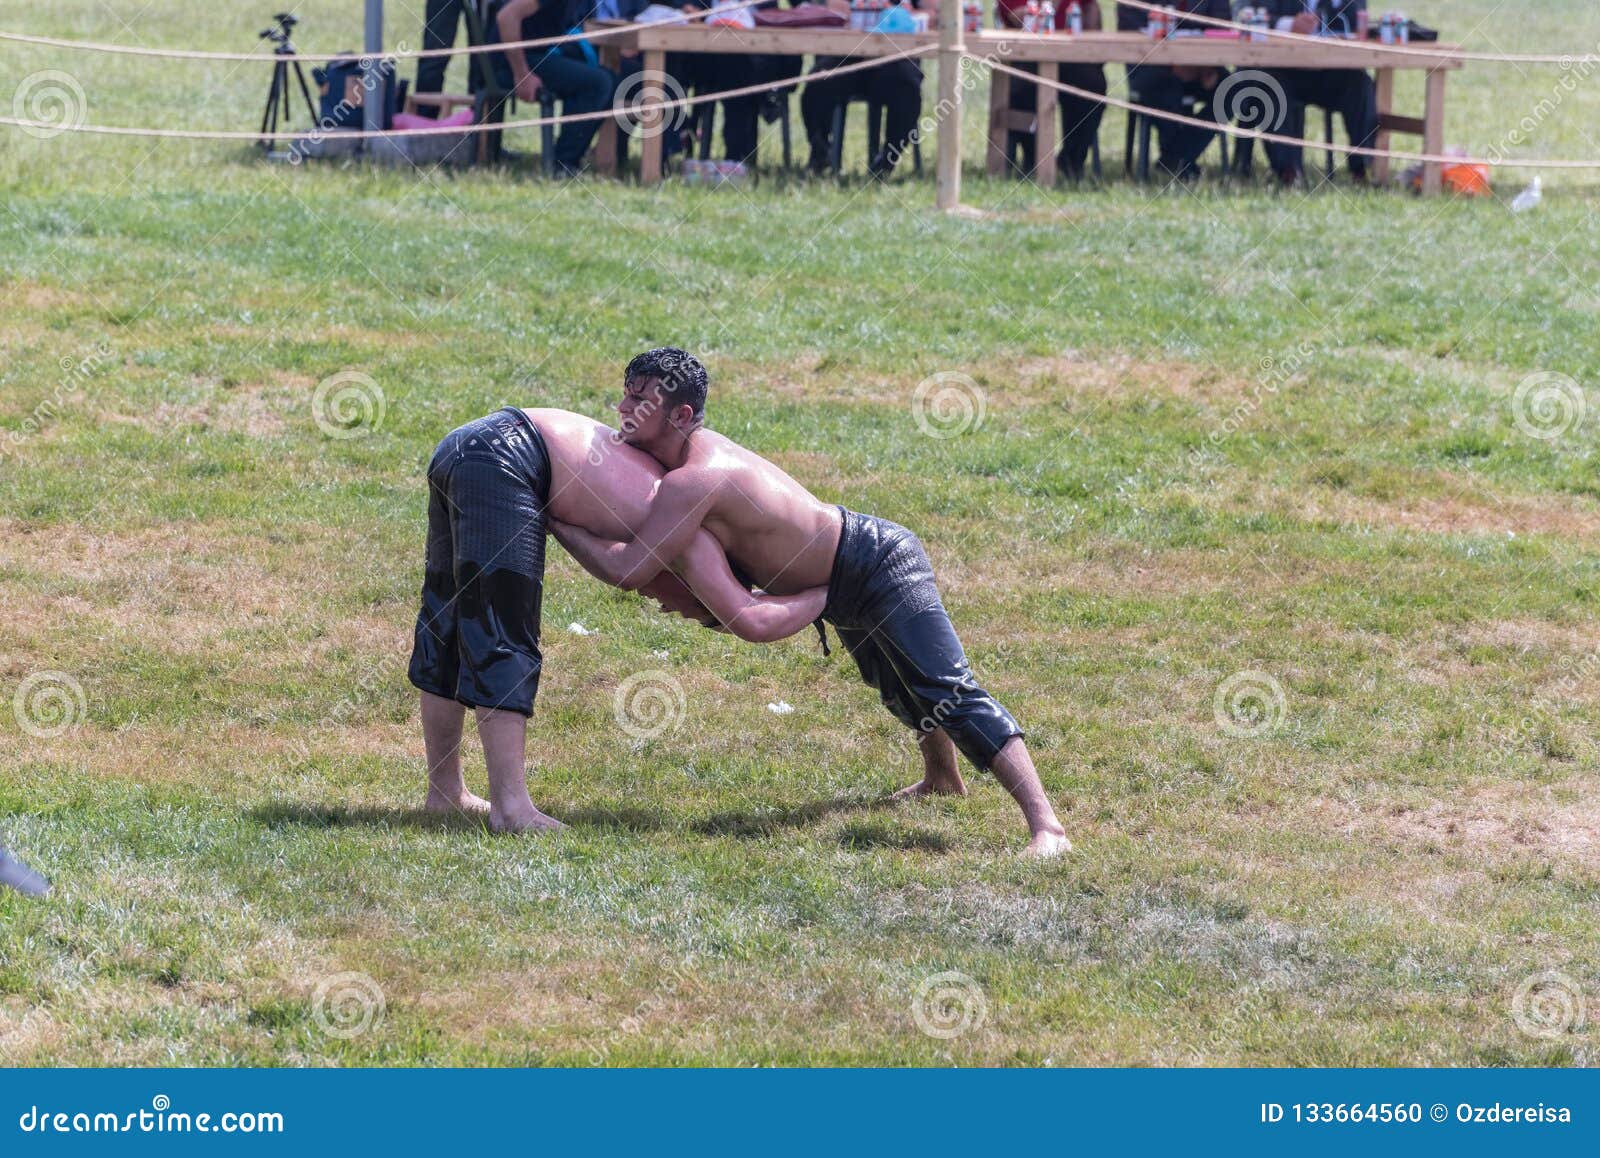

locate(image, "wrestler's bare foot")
(488, 803), (567, 835)
(886, 774), (968, 803)
(1023, 827), (1072, 858)
(425, 788), (491, 818)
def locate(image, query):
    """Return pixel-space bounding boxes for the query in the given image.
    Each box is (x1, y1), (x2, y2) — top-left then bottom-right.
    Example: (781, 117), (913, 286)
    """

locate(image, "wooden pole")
(935, 0), (964, 211)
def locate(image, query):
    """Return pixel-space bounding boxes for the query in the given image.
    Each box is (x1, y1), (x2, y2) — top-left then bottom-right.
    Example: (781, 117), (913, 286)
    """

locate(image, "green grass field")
(2, 0), (1597, 1066)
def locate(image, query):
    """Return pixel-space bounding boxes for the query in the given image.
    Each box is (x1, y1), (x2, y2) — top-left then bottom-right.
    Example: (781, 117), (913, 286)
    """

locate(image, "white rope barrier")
(1111, 0), (1592, 66)
(3, 3), (1590, 67)
(0, 2), (771, 64)
(0, 44), (937, 141)
(986, 55), (1600, 169)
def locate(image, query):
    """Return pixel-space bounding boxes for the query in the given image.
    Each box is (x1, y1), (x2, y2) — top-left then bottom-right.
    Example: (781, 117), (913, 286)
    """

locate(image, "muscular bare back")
(679, 430), (842, 595)
(522, 407), (659, 538)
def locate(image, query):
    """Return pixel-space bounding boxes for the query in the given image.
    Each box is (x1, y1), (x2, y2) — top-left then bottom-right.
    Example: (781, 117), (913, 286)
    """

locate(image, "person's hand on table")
(515, 72), (544, 102)
(1290, 12), (1318, 36)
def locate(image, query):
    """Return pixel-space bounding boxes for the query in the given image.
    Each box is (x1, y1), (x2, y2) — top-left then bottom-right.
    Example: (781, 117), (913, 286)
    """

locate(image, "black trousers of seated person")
(414, 0), (469, 117)
(1126, 64), (1223, 178)
(1004, 62), (1106, 178)
(673, 52), (802, 163)
(1262, 68), (1379, 181)
(801, 56), (923, 172)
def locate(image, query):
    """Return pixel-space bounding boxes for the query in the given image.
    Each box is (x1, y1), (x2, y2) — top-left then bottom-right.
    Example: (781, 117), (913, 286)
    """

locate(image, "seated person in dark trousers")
(1116, 0), (1232, 180)
(409, 405), (828, 833)
(801, 0), (931, 177)
(491, 0), (617, 175)
(671, 1), (801, 165)
(414, 0), (470, 117)
(996, 0), (1106, 181)
(1259, 0), (1378, 184)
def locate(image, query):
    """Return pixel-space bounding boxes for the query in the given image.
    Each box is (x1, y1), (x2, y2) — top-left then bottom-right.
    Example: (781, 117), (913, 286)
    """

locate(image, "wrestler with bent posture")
(408, 406), (828, 834)
(553, 350), (1071, 857)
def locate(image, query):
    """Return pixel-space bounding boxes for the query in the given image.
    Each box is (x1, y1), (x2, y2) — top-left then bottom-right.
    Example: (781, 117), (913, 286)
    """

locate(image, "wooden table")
(974, 31), (1462, 192)
(591, 26), (1463, 193)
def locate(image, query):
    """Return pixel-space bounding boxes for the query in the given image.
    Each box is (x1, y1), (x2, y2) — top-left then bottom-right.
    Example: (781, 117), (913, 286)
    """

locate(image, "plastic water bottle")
(1066, 0), (1081, 34)
(1379, 12), (1394, 44)
(1396, 11), (1409, 43)
(1164, 5), (1179, 37)
(1023, 0), (1039, 32)
(963, 0), (981, 33)
(1510, 176), (1542, 213)
(1039, 0), (1055, 35)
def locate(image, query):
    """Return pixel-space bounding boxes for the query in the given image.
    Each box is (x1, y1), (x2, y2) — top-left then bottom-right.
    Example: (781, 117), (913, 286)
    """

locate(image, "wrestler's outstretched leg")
(888, 728), (968, 801)
(420, 691), (490, 818)
(989, 736), (1070, 858)
(476, 706), (565, 834)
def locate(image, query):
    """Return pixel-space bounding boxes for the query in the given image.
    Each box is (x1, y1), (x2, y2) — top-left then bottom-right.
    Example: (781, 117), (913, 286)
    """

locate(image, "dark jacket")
(1116, 0), (1232, 33)
(1260, 0), (1367, 35)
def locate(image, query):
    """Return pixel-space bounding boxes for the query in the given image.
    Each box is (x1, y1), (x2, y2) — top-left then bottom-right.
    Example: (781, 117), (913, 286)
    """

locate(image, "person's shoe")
(868, 149), (897, 179)
(806, 147), (831, 176)
(0, 847), (50, 897)
(759, 94), (785, 124)
(1275, 167), (1305, 189)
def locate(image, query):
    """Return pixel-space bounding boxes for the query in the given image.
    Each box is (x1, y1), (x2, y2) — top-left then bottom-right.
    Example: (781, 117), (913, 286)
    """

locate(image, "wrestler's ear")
(668, 402), (697, 430)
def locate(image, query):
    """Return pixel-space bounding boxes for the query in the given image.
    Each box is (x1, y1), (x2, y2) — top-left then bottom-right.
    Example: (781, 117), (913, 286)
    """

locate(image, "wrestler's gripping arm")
(552, 521), (826, 644)
(552, 468), (716, 592)
(672, 532), (826, 643)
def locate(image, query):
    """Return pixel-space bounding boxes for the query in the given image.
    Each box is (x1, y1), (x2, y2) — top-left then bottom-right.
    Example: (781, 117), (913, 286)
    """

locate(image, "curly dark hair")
(624, 347), (708, 417)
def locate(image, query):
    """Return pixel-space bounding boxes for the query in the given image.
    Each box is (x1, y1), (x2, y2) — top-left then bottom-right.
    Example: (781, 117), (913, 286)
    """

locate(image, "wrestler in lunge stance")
(554, 349), (1071, 857)
(407, 406), (828, 834)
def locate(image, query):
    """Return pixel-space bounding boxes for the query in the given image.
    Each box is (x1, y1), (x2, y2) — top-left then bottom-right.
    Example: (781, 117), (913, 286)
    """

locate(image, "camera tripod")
(258, 12), (318, 150)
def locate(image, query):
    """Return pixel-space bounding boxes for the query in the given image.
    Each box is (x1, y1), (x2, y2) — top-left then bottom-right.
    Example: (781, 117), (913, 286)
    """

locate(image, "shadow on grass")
(249, 792), (927, 844)
(692, 795), (883, 839)
(837, 819), (953, 853)
(247, 801), (489, 833)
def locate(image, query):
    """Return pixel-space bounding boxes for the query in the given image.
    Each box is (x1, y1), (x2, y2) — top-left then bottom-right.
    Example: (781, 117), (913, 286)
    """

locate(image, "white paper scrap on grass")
(767, 701), (795, 715)
(567, 622), (597, 636)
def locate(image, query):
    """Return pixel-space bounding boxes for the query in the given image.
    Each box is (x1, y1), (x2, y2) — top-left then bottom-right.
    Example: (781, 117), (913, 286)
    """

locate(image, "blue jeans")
(531, 52), (616, 170)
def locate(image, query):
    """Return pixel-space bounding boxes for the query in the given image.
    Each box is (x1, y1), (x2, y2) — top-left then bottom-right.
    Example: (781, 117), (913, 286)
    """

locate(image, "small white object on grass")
(653, 649), (670, 660)
(567, 622), (597, 636)
(0, 847), (50, 897)
(767, 701), (795, 715)
(1510, 176), (1542, 213)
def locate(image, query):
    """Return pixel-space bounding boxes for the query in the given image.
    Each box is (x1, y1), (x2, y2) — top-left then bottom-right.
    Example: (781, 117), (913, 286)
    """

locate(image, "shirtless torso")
(673, 430), (842, 596)
(523, 408), (826, 640)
